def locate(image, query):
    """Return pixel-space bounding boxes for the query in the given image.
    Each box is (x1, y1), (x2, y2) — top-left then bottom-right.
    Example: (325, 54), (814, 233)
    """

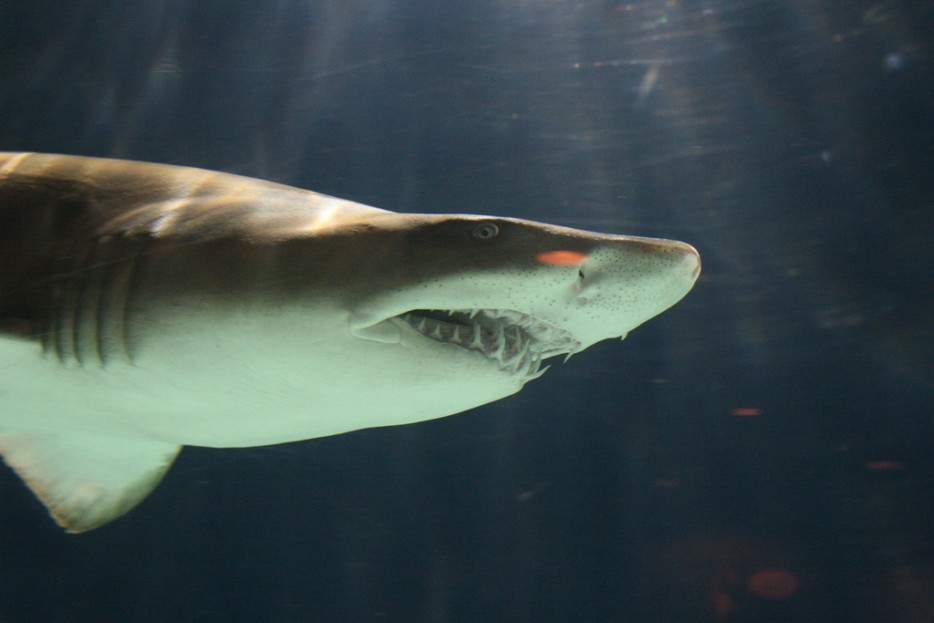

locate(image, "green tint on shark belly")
(0, 152), (700, 532)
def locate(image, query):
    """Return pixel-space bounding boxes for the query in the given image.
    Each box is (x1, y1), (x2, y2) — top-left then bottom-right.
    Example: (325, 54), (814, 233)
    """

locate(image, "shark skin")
(0, 152), (700, 532)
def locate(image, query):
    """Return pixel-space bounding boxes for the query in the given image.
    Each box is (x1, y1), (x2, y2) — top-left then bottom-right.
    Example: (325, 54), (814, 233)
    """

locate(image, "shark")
(0, 152), (700, 532)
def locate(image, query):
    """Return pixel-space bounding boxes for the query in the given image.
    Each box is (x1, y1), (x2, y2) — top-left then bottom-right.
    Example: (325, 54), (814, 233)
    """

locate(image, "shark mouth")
(399, 309), (580, 380)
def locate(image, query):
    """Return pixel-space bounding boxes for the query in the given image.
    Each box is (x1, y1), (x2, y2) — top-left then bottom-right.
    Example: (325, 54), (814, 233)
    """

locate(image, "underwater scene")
(0, 1), (931, 621)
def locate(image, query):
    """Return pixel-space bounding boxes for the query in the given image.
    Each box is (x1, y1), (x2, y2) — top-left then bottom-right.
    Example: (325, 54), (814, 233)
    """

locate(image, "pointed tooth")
(527, 364), (551, 381)
(509, 327), (523, 358)
(471, 328), (484, 350)
(507, 338), (532, 372)
(452, 324), (470, 347)
(492, 325), (507, 361)
(502, 335), (523, 369)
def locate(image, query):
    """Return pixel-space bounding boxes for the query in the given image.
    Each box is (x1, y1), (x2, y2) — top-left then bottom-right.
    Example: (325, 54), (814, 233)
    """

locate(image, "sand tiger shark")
(0, 152), (700, 532)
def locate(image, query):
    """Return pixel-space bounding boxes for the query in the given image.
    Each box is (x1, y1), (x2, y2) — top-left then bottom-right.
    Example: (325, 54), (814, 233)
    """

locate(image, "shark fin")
(0, 430), (180, 533)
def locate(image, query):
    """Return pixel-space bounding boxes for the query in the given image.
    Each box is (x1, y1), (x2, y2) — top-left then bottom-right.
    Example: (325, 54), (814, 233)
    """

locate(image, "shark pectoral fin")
(0, 431), (180, 533)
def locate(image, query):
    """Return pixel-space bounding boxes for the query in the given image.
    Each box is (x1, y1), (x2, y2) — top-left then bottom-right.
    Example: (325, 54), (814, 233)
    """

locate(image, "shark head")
(107, 209), (699, 445)
(345, 213), (700, 389)
(0, 152), (700, 532)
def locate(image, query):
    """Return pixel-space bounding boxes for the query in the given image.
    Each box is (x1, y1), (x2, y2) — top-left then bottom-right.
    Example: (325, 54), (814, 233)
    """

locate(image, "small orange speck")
(747, 568), (800, 600)
(535, 250), (589, 266)
(730, 407), (762, 417)
(711, 589), (734, 619)
(867, 460), (903, 471)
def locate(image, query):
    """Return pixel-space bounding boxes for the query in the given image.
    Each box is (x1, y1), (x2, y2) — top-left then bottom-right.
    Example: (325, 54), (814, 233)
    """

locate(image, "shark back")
(0, 152), (388, 342)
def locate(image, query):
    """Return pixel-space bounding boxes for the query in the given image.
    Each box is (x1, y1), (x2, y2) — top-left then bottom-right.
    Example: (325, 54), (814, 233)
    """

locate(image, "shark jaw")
(347, 307), (573, 391)
(0, 152), (700, 532)
(398, 308), (581, 380)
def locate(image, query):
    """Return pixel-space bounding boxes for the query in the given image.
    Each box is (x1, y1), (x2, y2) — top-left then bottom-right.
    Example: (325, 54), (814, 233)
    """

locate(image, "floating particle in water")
(867, 460), (903, 470)
(747, 568), (800, 600)
(884, 51), (905, 71)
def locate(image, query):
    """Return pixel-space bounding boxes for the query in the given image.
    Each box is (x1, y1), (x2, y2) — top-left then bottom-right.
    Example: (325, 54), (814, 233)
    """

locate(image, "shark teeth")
(400, 309), (579, 381)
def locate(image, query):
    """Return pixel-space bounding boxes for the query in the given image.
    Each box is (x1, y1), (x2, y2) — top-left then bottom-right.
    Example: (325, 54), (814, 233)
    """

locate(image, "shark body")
(0, 152), (700, 532)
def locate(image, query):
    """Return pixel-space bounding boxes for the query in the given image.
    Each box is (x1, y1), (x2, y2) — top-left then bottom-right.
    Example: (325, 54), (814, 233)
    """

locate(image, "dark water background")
(1, 1), (932, 621)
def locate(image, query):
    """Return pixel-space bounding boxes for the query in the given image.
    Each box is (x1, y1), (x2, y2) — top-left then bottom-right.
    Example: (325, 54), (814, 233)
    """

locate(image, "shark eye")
(472, 222), (499, 240)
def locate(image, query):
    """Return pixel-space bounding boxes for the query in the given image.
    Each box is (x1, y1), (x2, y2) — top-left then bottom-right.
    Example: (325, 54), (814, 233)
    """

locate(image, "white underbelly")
(0, 314), (523, 448)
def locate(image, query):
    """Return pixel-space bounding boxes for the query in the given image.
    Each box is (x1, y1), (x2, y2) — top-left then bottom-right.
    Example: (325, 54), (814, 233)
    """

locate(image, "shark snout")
(577, 237), (699, 292)
(675, 241), (702, 282)
(560, 236), (700, 346)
